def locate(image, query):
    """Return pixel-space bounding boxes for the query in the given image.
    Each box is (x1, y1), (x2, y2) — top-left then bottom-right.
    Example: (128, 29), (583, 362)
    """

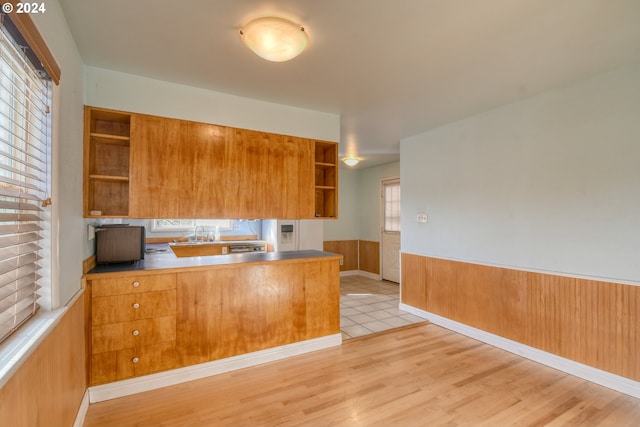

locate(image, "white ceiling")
(59, 0), (640, 168)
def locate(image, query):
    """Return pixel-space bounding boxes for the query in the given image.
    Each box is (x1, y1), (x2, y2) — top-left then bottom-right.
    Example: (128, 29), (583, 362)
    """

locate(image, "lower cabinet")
(87, 258), (340, 386)
(175, 259), (340, 367)
(88, 274), (178, 386)
(91, 341), (177, 385)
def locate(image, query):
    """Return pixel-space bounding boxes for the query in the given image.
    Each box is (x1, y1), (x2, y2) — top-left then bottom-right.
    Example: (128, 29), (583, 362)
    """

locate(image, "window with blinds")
(0, 18), (51, 344)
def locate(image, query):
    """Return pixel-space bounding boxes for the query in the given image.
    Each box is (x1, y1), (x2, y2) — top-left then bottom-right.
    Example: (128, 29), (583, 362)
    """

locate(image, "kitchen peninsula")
(82, 103), (342, 400)
(84, 248), (341, 400)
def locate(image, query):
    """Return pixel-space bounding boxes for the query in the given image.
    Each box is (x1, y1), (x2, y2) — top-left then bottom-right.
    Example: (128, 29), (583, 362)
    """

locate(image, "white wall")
(84, 66), (340, 142)
(323, 166), (359, 241)
(83, 66), (340, 252)
(324, 161), (400, 242)
(357, 162), (400, 242)
(401, 63), (640, 285)
(32, 0), (86, 306)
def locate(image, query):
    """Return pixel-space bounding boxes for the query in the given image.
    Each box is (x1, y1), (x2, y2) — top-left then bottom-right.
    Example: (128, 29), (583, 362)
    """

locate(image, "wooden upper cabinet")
(314, 141), (338, 218)
(129, 115), (226, 218)
(83, 107), (131, 217)
(84, 106), (332, 219)
(224, 128), (271, 218)
(225, 128), (315, 219)
(284, 135), (315, 219)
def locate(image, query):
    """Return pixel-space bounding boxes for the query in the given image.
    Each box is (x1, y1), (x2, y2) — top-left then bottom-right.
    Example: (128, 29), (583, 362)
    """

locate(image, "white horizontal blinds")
(0, 19), (51, 344)
(384, 181), (401, 233)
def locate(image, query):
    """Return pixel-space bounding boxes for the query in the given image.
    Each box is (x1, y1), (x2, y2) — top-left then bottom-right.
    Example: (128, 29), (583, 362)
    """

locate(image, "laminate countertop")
(86, 245), (342, 278)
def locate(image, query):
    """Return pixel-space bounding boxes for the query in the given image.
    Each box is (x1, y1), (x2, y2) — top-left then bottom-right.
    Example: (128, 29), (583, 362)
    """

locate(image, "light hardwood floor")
(84, 322), (640, 426)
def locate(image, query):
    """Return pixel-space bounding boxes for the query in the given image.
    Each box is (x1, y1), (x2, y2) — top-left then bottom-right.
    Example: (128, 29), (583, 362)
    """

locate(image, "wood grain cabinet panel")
(284, 135), (315, 219)
(85, 106), (327, 219)
(90, 273), (176, 297)
(224, 128), (315, 219)
(129, 115), (227, 218)
(91, 289), (176, 326)
(224, 128), (272, 218)
(91, 315), (177, 354)
(88, 273), (178, 385)
(175, 259), (340, 367)
(91, 342), (177, 385)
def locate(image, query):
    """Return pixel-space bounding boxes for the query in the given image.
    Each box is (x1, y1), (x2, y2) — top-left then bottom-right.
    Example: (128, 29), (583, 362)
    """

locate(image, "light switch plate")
(88, 224), (96, 240)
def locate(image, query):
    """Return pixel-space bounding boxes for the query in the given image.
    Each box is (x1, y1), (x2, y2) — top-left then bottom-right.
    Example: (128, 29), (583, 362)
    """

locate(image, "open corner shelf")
(314, 141), (338, 218)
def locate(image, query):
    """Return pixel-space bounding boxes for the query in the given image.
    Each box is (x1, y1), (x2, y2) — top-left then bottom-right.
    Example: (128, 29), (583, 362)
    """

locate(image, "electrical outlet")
(339, 258), (344, 266)
(416, 212), (428, 223)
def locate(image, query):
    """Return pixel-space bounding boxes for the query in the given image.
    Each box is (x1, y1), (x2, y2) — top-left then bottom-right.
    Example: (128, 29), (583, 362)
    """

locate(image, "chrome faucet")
(194, 225), (205, 242)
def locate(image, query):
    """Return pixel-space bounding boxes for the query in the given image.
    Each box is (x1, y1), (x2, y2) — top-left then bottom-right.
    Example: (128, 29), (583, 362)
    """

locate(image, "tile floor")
(340, 275), (426, 339)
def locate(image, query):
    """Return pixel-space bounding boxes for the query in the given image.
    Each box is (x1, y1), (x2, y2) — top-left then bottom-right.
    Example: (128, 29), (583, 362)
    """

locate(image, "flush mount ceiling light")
(343, 155), (360, 167)
(239, 17), (309, 62)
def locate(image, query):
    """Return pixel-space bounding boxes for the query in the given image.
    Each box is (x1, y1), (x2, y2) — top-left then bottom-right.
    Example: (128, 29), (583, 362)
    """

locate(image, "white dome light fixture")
(240, 17), (309, 62)
(343, 155), (360, 167)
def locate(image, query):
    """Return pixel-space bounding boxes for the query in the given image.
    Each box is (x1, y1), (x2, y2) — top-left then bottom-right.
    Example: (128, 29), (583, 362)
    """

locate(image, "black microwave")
(95, 225), (145, 264)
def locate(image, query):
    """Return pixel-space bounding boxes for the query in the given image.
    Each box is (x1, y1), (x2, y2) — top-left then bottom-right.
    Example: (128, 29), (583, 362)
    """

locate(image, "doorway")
(381, 178), (400, 283)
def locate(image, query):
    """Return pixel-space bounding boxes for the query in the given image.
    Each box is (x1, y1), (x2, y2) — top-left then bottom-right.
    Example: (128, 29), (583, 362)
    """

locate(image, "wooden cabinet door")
(224, 128), (272, 218)
(129, 114), (227, 218)
(225, 129), (315, 219)
(128, 112), (318, 219)
(282, 135), (315, 219)
(175, 259), (340, 368)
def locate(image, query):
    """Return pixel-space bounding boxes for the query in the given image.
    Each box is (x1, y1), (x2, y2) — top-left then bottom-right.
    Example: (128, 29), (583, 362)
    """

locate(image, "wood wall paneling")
(358, 240), (380, 275)
(401, 253), (640, 381)
(0, 294), (86, 427)
(323, 240), (358, 271)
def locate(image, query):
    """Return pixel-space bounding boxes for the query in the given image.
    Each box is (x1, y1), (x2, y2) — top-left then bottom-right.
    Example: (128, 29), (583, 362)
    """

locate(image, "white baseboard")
(339, 270), (359, 277)
(340, 270), (381, 280)
(88, 333), (342, 403)
(399, 303), (640, 399)
(73, 390), (89, 427)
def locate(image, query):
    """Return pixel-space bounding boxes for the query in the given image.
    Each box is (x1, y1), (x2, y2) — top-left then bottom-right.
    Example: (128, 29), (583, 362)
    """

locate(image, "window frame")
(151, 219), (232, 233)
(383, 179), (401, 234)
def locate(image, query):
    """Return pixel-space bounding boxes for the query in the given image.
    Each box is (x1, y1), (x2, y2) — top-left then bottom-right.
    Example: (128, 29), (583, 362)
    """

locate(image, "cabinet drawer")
(91, 315), (176, 354)
(90, 341), (177, 386)
(92, 289), (176, 325)
(90, 273), (176, 297)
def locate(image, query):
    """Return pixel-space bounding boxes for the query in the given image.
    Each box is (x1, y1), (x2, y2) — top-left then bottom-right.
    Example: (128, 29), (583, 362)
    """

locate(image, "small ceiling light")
(343, 156), (360, 167)
(239, 17), (309, 62)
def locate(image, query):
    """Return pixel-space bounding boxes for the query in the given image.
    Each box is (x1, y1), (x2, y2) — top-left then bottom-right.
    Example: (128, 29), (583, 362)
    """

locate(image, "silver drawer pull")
(132, 357), (139, 363)
(132, 303), (140, 309)
(132, 281), (140, 288)
(132, 330), (140, 336)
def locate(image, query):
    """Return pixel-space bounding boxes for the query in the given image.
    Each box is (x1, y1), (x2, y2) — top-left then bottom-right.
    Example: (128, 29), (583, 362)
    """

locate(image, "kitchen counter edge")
(85, 249), (343, 279)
